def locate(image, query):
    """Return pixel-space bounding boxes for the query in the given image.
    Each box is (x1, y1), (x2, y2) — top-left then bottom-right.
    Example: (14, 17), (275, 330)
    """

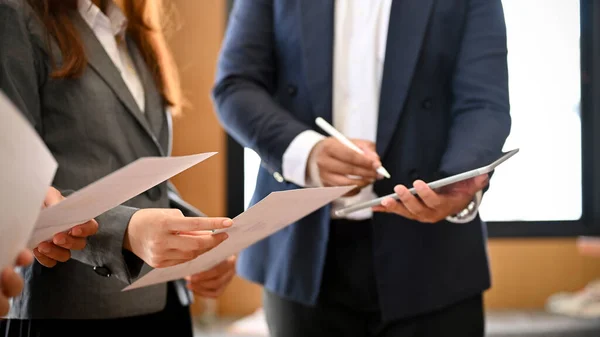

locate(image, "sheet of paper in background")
(123, 185), (354, 291)
(28, 152), (217, 248)
(0, 92), (57, 270)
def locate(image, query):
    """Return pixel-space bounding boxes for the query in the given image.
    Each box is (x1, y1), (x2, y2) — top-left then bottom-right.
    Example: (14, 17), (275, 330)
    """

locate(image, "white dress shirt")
(282, 0), (392, 220)
(78, 0), (145, 112)
(282, 0), (483, 223)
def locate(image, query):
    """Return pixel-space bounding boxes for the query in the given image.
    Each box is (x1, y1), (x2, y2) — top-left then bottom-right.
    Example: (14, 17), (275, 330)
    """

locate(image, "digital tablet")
(334, 148), (519, 217)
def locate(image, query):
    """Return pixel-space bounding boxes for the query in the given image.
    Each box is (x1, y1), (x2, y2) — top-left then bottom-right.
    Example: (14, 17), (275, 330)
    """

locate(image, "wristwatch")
(446, 190), (483, 224)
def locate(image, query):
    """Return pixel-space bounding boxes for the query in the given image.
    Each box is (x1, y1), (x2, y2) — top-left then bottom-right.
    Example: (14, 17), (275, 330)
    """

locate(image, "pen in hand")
(315, 117), (391, 179)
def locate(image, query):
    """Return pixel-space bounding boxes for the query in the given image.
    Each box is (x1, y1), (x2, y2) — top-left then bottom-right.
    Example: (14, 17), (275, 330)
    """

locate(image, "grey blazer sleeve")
(70, 206), (145, 283)
(0, 1), (144, 284)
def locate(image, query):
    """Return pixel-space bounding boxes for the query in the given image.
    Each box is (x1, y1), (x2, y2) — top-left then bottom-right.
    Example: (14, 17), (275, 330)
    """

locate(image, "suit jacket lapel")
(71, 14), (163, 155)
(299, 0), (334, 125)
(376, 0), (434, 156)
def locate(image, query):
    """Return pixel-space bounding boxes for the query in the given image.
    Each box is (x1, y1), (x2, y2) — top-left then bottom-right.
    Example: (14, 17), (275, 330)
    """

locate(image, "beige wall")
(166, 0), (227, 315)
(486, 238), (600, 309)
(168, 2), (226, 220)
(167, 0), (600, 318)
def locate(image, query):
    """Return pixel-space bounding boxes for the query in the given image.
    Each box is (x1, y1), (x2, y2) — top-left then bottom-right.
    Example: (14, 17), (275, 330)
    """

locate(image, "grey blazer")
(0, 0), (194, 319)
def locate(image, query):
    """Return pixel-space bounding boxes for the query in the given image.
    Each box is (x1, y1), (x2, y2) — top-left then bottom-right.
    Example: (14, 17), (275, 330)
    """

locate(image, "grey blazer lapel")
(71, 14), (163, 155)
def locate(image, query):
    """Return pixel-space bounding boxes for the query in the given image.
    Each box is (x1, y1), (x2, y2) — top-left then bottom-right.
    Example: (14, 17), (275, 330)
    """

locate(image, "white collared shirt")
(78, 0), (145, 112)
(282, 0), (392, 220)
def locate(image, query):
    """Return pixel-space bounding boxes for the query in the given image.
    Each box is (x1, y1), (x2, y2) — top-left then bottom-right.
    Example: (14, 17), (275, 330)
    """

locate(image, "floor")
(193, 310), (600, 337)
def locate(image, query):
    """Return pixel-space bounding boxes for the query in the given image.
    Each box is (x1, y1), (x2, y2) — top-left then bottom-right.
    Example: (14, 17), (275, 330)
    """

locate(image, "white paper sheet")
(28, 152), (217, 248)
(123, 186), (354, 291)
(0, 92), (57, 270)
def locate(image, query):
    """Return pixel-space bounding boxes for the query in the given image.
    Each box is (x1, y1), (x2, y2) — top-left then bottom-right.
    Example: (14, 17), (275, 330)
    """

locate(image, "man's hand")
(1, 250), (34, 317)
(33, 187), (99, 268)
(185, 255), (236, 298)
(373, 174), (489, 223)
(308, 138), (382, 196)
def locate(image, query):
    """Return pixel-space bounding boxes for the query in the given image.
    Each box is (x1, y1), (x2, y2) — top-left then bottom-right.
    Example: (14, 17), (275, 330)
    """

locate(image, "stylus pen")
(315, 117), (391, 179)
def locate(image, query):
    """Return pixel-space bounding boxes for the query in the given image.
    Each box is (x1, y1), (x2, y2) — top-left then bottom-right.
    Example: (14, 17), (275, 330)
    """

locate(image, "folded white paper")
(0, 92), (57, 270)
(28, 153), (217, 248)
(123, 186), (354, 291)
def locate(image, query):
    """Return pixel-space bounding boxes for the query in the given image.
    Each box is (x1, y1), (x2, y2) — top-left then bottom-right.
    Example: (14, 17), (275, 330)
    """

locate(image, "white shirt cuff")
(446, 190), (483, 224)
(282, 130), (325, 187)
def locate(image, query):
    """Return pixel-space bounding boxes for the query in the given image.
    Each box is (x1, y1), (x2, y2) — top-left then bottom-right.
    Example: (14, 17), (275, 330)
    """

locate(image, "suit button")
(146, 186), (162, 201)
(93, 266), (112, 277)
(421, 98), (433, 110)
(273, 172), (284, 183)
(287, 85), (298, 97)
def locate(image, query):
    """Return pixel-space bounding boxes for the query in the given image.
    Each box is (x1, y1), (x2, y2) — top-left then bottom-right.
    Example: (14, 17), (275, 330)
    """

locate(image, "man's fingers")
(326, 140), (376, 169)
(377, 197), (416, 220)
(52, 234), (87, 251)
(353, 140), (381, 165)
(32, 248), (57, 268)
(394, 185), (428, 215)
(352, 139), (377, 153)
(15, 250), (33, 267)
(69, 219), (99, 238)
(168, 217), (233, 233)
(322, 172), (371, 189)
(1, 268), (24, 298)
(319, 156), (379, 179)
(36, 243), (71, 263)
(413, 180), (443, 209)
(472, 174), (490, 191)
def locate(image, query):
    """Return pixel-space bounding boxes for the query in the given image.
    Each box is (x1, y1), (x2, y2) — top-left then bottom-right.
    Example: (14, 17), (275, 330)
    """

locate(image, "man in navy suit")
(213, 1), (511, 336)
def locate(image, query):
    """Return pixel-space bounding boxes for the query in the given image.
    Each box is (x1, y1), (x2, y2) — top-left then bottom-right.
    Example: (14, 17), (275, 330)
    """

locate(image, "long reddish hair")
(27, 0), (182, 115)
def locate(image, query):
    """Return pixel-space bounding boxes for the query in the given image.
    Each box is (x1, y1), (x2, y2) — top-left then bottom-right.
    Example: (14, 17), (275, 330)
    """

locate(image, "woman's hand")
(185, 255), (236, 298)
(124, 208), (232, 268)
(33, 187), (99, 268)
(1, 250), (34, 317)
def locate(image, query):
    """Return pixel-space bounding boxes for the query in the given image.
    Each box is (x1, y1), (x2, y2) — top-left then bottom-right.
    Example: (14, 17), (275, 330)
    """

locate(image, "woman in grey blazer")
(0, 0), (236, 335)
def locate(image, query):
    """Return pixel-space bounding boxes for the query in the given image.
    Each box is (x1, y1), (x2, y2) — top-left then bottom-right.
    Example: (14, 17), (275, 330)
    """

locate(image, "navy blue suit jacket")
(213, 0), (511, 321)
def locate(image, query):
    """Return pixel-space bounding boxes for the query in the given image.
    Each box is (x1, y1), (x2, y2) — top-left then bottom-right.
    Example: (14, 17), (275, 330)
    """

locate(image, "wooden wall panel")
(486, 238), (600, 309)
(166, 0), (227, 316)
(168, 0), (226, 219)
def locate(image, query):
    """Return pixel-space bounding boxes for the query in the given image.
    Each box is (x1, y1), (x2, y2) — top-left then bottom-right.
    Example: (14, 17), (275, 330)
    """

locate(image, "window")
(479, 0), (582, 222)
(244, 148), (261, 209)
